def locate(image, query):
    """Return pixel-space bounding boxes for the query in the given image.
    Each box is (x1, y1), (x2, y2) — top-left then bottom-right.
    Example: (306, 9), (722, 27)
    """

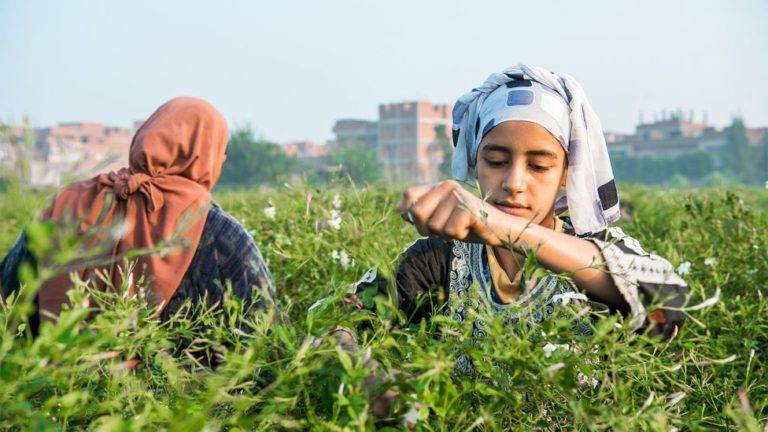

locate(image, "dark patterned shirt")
(350, 221), (689, 340)
(0, 203), (276, 334)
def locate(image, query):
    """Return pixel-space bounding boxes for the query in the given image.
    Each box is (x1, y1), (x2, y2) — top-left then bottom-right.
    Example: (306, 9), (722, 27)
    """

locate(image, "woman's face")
(475, 120), (567, 229)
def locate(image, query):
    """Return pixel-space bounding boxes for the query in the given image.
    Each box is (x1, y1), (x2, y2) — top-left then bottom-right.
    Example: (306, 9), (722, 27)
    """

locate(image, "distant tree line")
(611, 152), (715, 186)
(612, 118), (767, 187)
(721, 118), (767, 185)
(325, 141), (382, 184)
(217, 125), (300, 187)
(217, 125), (383, 188)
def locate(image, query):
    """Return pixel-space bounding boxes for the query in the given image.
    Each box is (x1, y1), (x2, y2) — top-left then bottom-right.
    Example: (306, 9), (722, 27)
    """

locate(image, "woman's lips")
(492, 203), (530, 216)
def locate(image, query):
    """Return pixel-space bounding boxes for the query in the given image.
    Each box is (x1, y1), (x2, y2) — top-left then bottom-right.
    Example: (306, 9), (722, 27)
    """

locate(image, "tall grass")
(0, 184), (765, 430)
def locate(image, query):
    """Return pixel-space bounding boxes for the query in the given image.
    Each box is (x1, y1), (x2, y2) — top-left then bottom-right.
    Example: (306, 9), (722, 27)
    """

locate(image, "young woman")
(0, 97), (276, 336)
(347, 64), (689, 340)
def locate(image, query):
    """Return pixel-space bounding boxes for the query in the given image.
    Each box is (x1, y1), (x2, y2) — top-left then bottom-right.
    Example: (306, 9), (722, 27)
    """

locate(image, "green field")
(0, 184), (766, 431)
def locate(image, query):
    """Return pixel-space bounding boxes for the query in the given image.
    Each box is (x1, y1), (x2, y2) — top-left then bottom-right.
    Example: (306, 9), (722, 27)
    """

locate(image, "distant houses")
(279, 140), (329, 172)
(2, 107), (765, 189)
(605, 112), (767, 168)
(1, 122), (135, 188)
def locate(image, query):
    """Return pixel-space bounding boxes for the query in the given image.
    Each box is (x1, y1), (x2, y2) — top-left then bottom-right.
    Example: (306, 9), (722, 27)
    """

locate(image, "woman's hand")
(396, 180), (523, 246)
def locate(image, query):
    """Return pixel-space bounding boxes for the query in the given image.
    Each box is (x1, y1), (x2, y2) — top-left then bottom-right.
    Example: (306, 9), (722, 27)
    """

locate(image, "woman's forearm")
(487, 214), (630, 312)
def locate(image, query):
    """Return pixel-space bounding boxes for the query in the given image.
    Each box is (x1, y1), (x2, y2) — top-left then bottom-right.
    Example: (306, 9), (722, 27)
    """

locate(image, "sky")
(1, 0), (766, 143)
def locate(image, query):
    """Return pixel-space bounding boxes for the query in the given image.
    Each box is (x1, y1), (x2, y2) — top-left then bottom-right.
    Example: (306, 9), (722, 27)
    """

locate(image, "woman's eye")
(529, 164), (549, 171)
(484, 158), (507, 167)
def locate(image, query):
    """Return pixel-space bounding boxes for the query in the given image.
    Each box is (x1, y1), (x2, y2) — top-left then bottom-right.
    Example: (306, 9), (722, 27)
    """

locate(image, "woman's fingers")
(343, 293), (363, 310)
(397, 181), (520, 246)
(396, 185), (434, 214)
(397, 181), (505, 243)
(423, 191), (459, 236)
(397, 182), (446, 226)
(408, 183), (455, 233)
(442, 203), (473, 240)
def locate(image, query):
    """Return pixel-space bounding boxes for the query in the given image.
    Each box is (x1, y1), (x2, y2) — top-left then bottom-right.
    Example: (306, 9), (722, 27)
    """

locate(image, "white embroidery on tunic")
(449, 240), (471, 298)
(445, 239), (597, 374)
(447, 241), (587, 326)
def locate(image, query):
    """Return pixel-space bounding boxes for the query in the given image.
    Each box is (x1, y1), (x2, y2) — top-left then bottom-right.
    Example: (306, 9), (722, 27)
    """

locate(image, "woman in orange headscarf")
(1, 97), (276, 335)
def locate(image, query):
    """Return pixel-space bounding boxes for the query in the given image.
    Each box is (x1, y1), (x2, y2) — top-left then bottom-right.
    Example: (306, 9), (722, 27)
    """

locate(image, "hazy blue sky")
(1, 0), (766, 143)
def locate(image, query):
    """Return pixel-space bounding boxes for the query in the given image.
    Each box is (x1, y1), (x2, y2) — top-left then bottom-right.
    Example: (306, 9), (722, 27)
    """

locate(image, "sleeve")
(586, 226), (689, 338)
(1, 232), (36, 300)
(213, 212), (277, 313)
(221, 231), (277, 313)
(1, 232), (41, 336)
(350, 236), (452, 324)
(163, 207), (278, 323)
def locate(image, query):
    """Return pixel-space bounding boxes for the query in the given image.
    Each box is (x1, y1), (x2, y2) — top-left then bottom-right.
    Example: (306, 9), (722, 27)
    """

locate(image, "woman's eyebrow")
(481, 144), (511, 154)
(525, 149), (559, 159)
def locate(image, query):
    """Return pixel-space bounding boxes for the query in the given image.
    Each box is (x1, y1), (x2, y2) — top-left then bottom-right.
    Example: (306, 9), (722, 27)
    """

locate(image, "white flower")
(329, 209), (342, 230)
(264, 205), (276, 219)
(676, 261), (691, 276)
(577, 372), (599, 389)
(641, 391), (655, 410)
(552, 292), (588, 306)
(704, 258), (716, 267)
(332, 194), (342, 209)
(110, 220), (131, 241)
(542, 343), (570, 358)
(331, 250), (354, 269)
(666, 391), (686, 406)
(545, 362), (566, 373)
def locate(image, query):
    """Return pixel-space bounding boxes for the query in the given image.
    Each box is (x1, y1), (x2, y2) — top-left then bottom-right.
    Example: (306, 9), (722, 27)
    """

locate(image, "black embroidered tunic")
(351, 222), (689, 339)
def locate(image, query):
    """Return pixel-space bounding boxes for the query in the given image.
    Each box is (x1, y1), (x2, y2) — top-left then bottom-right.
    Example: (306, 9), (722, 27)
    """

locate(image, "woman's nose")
(502, 164), (526, 194)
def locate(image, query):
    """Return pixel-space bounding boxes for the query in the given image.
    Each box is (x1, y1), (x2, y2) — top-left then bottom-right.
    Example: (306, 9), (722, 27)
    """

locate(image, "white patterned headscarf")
(451, 64), (620, 235)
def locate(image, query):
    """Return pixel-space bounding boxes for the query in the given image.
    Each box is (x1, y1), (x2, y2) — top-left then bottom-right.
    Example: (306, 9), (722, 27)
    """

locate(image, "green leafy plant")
(0, 184), (765, 430)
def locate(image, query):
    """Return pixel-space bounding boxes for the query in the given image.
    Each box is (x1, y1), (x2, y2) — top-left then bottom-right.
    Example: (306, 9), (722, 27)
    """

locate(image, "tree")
(218, 125), (300, 187)
(611, 152), (713, 186)
(327, 141), (382, 185)
(675, 152), (714, 180)
(755, 133), (768, 185)
(434, 124), (453, 179)
(723, 118), (756, 184)
(0, 118), (34, 192)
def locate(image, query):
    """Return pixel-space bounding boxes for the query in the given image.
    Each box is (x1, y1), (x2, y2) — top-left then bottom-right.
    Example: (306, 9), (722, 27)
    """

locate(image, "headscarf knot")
(110, 168), (164, 212)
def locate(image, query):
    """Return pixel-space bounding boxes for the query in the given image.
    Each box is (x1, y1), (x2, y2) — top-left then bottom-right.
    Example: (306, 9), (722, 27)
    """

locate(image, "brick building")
(281, 140), (329, 172)
(281, 140), (328, 158)
(378, 101), (452, 184)
(332, 101), (452, 184)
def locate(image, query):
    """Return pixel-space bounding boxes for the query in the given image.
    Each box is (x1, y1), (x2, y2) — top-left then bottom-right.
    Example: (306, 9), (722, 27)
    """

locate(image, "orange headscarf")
(37, 97), (229, 319)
